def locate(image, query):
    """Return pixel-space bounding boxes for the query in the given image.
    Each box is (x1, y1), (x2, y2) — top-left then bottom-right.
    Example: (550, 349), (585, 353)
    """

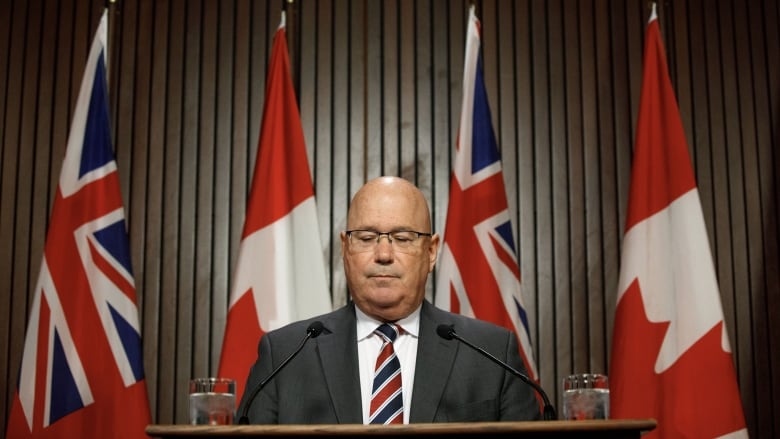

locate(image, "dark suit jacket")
(237, 300), (541, 423)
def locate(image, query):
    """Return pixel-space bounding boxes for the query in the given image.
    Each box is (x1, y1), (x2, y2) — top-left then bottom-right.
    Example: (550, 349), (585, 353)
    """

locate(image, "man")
(237, 176), (541, 423)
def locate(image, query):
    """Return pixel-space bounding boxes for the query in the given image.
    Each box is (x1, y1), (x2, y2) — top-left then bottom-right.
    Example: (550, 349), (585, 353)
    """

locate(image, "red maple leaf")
(610, 279), (747, 437)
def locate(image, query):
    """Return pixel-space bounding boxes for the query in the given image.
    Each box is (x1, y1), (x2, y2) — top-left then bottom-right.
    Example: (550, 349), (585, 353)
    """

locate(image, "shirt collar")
(355, 303), (421, 341)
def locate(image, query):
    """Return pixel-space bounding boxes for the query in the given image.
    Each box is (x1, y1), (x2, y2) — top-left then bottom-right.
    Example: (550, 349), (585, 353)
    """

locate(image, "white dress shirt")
(355, 304), (420, 424)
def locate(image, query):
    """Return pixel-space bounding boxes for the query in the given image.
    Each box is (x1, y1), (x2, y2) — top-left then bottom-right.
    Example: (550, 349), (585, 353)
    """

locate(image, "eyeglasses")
(346, 229), (433, 253)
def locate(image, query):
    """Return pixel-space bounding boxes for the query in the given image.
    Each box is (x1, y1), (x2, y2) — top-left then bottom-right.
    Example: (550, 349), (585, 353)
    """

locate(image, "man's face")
(341, 178), (439, 322)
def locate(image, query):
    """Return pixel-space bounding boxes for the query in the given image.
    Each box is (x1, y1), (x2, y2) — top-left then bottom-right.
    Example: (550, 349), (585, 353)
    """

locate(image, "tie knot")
(375, 323), (400, 343)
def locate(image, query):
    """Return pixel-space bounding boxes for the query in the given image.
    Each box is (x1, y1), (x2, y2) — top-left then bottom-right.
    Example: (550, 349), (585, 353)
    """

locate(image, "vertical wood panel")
(229, 0), (251, 308)
(313, 0), (334, 234)
(331, 0), (351, 308)
(129, 0), (153, 357)
(16, 0), (43, 400)
(211, 0), (235, 372)
(193, 0), (218, 404)
(583, 0), (605, 378)
(704, 0), (734, 341)
(364, 0), (384, 182)
(381, 1), (398, 176)
(688, 0), (717, 253)
(430, 0), (452, 267)
(1, 0), (777, 434)
(176, 0), (202, 422)
(120, 0), (146, 238)
(348, 0), (367, 189)
(717, 1), (753, 405)
(29, 0), (56, 317)
(0, 0), (25, 427)
(725, 0), (761, 431)
(542, 2), (573, 393)
(0, 0), (10, 150)
(1, 0), (31, 426)
(141, 0), (169, 420)
(480, 0), (497, 135)
(156, 0), (185, 424)
(398, 0), (416, 180)
(530, 0), (556, 399)
(0, 22), (7, 437)
(249, 0), (270, 186)
(302, 0), (321, 282)
(513, 0), (537, 371)
(581, 0), (608, 376)
(50, 0), (77, 202)
(495, 0), (518, 251)
(448, 0), (464, 222)
(669, 0), (694, 154)
(563, 0), (587, 378)
(733, 0), (772, 431)
(755, 0), (780, 435)
(549, 0), (572, 391)
(414, 0), (432, 192)
(609, 0), (632, 251)
(593, 0), (618, 372)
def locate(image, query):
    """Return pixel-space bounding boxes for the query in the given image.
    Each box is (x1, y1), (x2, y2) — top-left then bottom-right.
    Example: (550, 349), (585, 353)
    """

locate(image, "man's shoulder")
(423, 301), (513, 337)
(265, 303), (353, 338)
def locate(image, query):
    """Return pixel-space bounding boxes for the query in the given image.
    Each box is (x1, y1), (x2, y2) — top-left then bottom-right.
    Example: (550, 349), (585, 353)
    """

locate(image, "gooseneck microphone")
(436, 324), (557, 420)
(238, 321), (325, 424)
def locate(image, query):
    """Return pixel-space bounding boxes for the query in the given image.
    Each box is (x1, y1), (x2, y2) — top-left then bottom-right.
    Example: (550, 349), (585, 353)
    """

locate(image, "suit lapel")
(409, 301), (458, 422)
(317, 304), (364, 423)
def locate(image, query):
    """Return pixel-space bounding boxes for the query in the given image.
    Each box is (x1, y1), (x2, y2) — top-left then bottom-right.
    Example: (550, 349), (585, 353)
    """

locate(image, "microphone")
(238, 321), (325, 424)
(436, 324), (557, 420)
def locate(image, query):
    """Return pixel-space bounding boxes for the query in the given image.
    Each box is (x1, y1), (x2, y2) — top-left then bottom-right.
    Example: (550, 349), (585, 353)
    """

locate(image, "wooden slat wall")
(1, 0), (777, 435)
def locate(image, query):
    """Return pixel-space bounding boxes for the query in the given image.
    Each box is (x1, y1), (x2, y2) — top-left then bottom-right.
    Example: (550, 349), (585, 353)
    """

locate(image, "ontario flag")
(435, 5), (537, 381)
(217, 11), (332, 403)
(610, 6), (748, 438)
(5, 10), (151, 439)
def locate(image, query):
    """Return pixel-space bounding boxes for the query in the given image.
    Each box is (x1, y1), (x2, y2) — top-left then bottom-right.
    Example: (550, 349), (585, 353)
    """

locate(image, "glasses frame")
(345, 229), (433, 253)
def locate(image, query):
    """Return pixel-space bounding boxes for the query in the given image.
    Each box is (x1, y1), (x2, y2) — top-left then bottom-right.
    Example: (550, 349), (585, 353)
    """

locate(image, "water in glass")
(562, 387), (609, 420)
(189, 392), (235, 425)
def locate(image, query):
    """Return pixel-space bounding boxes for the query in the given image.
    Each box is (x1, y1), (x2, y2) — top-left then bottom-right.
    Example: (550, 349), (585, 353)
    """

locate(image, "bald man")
(237, 176), (541, 424)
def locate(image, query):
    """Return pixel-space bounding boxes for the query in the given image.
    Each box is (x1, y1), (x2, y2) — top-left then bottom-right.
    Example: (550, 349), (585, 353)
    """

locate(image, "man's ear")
(428, 233), (440, 272)
(340, 230), (348, 256)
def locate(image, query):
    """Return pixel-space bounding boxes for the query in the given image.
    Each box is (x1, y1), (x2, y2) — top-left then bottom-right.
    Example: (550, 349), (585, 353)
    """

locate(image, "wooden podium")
(147, 419), (656, 438)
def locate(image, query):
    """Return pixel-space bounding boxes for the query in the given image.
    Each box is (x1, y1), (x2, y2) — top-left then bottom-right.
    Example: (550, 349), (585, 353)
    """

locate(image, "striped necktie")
(369, 323), (403, 424)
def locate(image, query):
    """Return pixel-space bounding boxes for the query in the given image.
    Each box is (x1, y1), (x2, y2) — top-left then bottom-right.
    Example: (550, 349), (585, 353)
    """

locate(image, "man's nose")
(373, 235), (394, 262)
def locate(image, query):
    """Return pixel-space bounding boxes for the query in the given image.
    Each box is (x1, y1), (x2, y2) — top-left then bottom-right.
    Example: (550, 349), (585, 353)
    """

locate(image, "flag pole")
(106, 0), (120, 143)
(106, 0), (119, 82)
(284, 0), (297, 90)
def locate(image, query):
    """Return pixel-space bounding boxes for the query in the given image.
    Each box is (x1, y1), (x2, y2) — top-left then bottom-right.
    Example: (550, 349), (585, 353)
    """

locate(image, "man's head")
(341, 176), (439, 322)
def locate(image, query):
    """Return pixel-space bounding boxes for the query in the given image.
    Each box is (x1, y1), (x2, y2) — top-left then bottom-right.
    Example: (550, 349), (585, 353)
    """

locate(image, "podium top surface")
(147, 419), (656, 438)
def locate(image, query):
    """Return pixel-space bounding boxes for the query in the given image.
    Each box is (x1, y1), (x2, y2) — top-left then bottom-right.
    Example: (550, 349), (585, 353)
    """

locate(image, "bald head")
(347, 176), (432, 233)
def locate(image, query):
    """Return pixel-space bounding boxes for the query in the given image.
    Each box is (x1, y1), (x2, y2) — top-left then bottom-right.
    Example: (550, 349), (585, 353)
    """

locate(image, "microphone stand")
(238, 322), (324, 424)
(440, 325), (557, 420)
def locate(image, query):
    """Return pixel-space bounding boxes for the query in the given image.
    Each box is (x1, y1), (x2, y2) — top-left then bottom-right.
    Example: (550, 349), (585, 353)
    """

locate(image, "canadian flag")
(609, 6), (748, 438)
(217, 11), (332, 403)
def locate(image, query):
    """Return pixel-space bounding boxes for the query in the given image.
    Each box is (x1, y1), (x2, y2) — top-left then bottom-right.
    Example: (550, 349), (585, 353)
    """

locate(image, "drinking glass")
(562, 373), (609, 420)
(189, 377), (236, 425)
